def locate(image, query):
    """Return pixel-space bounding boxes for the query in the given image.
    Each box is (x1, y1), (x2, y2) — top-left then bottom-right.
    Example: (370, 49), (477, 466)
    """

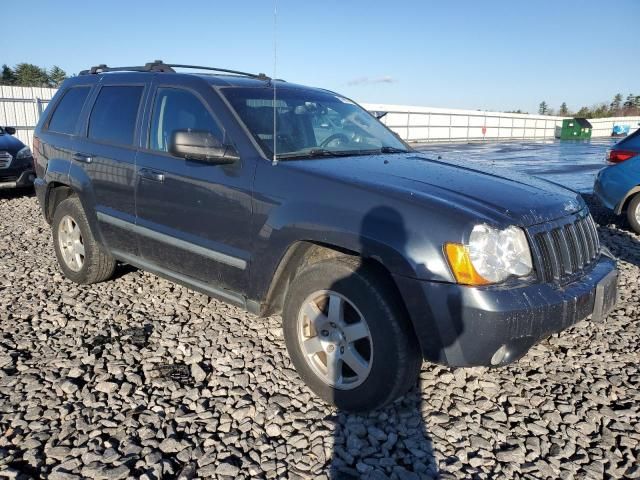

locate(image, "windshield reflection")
(222, 87), (409, 160)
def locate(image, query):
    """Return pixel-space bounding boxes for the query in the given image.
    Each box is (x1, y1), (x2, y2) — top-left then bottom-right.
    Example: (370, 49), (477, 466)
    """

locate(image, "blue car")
(594, 128), (640, 233)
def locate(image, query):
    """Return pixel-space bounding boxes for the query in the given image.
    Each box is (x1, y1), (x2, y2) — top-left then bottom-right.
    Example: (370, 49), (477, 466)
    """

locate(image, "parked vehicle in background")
(33, 61), (618, 411)
(594, 129), (640, 233)
(611, 124), (630, 137)
(0, 126), (35, 189)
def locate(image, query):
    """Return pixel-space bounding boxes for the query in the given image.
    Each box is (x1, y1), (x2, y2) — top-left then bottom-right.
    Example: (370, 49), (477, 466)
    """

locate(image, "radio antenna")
(272, 0), (278, 166)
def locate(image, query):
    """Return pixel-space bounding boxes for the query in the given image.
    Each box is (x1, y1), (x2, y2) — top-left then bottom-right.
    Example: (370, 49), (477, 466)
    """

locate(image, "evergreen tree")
(559, 102), (569, 116)
(48, 66), (67, 87)
(610, 93), (623, 112)
(623, 93), (636, 110)
(13, 63), (49, 87)
(538, 101), (549, 115)
(0, 64), (16, 85)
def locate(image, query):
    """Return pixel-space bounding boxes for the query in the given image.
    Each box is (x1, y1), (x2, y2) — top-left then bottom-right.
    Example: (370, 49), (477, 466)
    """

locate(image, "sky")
(5, 0), (639, 113)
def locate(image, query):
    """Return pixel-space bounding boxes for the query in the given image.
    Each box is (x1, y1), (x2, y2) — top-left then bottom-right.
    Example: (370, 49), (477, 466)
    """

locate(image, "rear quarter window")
(88, 86), (144, 146)
(47, 87), (92, 135)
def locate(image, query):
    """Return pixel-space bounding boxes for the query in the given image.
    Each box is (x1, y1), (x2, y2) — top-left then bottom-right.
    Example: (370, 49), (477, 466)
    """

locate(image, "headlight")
(16, 146), (32, 159)
(445, 224), (533, 285)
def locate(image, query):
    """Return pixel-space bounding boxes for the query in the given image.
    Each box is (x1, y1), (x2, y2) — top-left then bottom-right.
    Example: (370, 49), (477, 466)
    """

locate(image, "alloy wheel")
(297, 290), (373, 390)
(58, 215), (85, 272)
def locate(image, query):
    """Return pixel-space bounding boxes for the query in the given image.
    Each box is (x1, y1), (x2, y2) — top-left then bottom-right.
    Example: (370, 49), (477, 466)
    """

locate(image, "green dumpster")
(556, 118), (592, 140)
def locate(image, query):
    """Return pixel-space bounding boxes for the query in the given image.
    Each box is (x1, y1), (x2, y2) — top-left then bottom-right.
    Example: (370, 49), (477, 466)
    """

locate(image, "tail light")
(607, 149), (637, 164)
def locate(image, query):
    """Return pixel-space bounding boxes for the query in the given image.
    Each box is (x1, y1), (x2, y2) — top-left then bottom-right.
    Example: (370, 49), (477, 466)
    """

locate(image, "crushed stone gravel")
(0, 189), (638, 479)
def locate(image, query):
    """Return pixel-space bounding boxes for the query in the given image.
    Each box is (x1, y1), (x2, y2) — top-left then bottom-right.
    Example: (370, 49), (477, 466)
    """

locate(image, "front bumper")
(395, 253), (618, 367)
(0, 169), (36, 189)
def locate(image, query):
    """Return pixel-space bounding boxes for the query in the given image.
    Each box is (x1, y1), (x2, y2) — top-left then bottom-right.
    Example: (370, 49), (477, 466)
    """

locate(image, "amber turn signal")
(444, 243), (491, 286)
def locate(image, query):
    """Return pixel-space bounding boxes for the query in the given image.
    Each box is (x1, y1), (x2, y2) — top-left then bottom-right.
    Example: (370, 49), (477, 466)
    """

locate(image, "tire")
(626, 194), (640, 234)
(282, 256), (422, 412)
(52, 196), (116, 284)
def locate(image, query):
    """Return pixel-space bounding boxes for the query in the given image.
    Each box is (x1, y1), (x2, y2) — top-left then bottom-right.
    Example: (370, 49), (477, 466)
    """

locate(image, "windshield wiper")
(276, 149), (356, 160)
(276, 146), (411, 161)
(379, 146), (411, 154)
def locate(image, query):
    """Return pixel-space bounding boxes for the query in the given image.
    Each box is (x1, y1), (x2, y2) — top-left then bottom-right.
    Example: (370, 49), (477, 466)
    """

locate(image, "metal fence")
(0, 86), (56, 146)
(361, 103), (640, 143)
(1, 86), (639, 146)
(587, 116), (640, 138)
(362, 104), (564, 142)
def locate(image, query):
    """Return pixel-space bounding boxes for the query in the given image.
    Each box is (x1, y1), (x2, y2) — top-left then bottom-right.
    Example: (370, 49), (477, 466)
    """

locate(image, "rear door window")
(88, 86), (143, 146)
(47, 86), (91, 135)
(148, 87), (223, 153)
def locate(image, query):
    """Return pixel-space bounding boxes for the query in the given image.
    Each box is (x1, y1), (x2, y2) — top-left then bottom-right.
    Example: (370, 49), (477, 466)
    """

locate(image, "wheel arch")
(259, 241), (417, 339)
(44, 181), (105, 246)
(616, 185), (640, 214)
(43, 182), (75, 223)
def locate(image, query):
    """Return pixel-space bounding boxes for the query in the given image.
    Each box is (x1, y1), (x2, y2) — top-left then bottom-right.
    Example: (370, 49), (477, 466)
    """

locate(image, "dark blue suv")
(33, 61), (618, 411)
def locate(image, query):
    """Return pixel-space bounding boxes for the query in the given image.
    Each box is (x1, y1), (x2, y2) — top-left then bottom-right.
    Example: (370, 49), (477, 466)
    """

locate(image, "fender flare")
(43, 166), (106, 247)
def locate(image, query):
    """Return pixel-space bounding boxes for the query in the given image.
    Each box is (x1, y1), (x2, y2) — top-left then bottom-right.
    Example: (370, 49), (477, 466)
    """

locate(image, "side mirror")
(4, 127), (16, 135)
(169, 130), (239, 164)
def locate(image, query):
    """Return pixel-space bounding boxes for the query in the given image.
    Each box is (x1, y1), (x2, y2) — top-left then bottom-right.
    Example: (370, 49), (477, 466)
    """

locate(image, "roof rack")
(79, 60), (271, 80)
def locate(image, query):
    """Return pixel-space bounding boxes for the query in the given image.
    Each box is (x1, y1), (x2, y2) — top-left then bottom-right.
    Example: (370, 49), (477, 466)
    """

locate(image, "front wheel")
(627, 194), (640, 234)
(282, 257), (422, 412)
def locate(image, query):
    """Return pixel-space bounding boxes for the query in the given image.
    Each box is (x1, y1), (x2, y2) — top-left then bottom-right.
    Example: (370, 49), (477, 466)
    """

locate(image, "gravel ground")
(0, 190), (638, 480)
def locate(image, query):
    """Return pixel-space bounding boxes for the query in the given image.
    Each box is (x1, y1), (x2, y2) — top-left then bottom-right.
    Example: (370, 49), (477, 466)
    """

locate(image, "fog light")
(490, 344), (509, 366)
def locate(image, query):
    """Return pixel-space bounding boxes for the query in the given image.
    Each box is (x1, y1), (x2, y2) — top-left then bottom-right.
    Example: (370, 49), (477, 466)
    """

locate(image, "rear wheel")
(627, 194), (640, 234)
(282, 257), (422, 412)
(52, 196), (116, 284)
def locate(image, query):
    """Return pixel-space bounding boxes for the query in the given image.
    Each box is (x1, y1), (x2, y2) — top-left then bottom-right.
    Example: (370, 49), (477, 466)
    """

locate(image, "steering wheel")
(320, 133), (350, 148)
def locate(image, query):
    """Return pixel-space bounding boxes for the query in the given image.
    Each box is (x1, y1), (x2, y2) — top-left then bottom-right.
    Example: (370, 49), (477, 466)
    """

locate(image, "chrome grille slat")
(536, 232), (559, 281)
(573, 220), (589, 270)
(579, 218), (595, 260)
(0, 151), (12, 169)
(587, 215), (600, 254)
(531, 212), (601, 284)
(553, 228), (572, 275)
(562, 225), (578, 271)
(577, 219), (589, 259)
(569, 223), (586, 269)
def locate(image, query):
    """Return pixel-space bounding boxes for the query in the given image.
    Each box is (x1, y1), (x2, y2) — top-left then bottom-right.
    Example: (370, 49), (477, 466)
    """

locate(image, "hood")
(0, 131), (25, 155)
(287, 152), (584, 227)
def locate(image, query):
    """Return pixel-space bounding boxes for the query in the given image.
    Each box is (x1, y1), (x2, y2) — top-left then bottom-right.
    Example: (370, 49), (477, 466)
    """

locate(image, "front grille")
(0, 151), (12, 169)
(530, 212), (600, 284)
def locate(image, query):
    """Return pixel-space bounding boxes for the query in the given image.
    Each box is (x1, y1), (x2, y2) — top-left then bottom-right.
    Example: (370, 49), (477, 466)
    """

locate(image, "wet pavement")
(414, 138), (617, 193)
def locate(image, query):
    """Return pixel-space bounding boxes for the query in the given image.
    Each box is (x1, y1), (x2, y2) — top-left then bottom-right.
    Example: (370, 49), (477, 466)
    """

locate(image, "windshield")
(221, 87), (409, 159)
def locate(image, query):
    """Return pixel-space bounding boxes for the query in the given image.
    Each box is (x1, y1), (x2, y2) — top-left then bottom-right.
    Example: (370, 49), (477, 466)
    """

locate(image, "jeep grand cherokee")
(33, 61), (618, 411)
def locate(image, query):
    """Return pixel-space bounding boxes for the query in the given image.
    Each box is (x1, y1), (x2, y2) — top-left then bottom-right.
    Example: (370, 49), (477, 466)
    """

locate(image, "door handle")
(138, 168), (165, 183)
(72, 153), (92, 164)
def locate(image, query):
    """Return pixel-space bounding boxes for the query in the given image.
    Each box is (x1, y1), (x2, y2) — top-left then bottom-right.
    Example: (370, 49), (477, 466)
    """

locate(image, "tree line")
(1, 63), (68, 88)
(538, 93), (640, 117)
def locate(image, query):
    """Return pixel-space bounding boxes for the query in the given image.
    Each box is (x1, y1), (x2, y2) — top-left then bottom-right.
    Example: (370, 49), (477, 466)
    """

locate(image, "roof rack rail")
(79, 60), (271, 80)
(168, 63), (271, 80)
